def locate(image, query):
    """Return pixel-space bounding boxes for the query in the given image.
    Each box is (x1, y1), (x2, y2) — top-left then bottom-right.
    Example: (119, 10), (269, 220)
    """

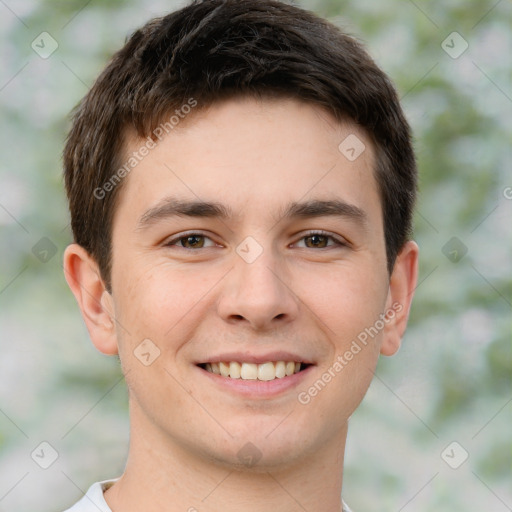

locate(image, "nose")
(217, 241), (299, 331)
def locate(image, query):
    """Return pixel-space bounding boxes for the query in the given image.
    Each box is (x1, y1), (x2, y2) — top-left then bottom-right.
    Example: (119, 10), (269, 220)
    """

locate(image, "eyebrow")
(136, 196), (368, 230)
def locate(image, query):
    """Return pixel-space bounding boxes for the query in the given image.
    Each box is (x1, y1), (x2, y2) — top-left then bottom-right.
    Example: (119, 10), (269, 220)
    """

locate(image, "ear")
(63, 243), (118, 355)
(380, 240), (419, 356)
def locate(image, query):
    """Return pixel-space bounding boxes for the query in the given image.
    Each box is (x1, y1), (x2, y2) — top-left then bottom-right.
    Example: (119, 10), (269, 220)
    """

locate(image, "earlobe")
(63, 243), (119, 355)
(380, 240), (419, 356)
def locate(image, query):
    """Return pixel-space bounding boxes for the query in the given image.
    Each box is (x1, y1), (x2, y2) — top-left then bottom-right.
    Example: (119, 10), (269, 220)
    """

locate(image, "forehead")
(114, 96), (380, 230)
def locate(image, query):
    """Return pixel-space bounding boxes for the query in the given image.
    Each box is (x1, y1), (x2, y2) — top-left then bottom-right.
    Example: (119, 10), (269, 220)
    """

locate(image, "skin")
(64, 96), (418, 512)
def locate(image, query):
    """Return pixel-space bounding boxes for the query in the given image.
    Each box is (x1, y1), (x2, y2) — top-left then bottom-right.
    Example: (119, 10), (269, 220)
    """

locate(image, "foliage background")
(0, 0), (510, 510)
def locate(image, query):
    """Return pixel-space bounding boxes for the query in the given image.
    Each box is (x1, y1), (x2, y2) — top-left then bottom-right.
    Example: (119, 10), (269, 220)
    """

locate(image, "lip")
(195, 351), (314, 365)
(195, 362), (315, 399)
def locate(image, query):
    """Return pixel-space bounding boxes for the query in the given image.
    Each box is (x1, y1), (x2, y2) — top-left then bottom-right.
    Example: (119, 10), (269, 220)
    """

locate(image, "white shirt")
(62, 479), (118, 512)
(62, 478), (353, 511)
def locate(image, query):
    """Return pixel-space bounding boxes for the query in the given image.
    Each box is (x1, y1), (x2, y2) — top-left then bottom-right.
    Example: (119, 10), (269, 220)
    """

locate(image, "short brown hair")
(63, 0), (417, 292)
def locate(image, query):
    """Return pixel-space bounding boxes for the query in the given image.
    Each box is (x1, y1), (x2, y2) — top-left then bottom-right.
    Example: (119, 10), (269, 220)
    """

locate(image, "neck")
(105, 401), (347, 512)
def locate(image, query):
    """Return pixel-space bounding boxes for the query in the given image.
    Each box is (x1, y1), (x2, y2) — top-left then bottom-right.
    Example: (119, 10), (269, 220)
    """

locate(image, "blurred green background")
(0, 0), (510, 511)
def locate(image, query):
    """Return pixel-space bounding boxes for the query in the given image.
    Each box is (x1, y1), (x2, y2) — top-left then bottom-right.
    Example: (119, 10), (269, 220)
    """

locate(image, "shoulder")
(61, 478), (119, 512)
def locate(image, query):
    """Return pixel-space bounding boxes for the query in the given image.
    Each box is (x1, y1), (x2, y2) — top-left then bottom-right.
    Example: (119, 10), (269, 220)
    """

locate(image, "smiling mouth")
(198, 361), (311, 381)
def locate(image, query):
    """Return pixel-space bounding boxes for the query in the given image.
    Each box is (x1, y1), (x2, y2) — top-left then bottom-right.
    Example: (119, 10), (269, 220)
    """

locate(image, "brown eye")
(179, 235), (205, 249)
(296, 231), (346, 249)
(164, 233), (216, 249)
(304, 234), (329, 248)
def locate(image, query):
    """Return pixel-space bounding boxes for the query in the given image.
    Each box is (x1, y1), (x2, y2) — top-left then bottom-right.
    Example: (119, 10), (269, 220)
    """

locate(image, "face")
(70, 96), (417, 471)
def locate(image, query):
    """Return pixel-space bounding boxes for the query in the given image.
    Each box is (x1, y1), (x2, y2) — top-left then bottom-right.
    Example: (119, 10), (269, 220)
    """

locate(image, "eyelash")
(163, 230), (347, 250)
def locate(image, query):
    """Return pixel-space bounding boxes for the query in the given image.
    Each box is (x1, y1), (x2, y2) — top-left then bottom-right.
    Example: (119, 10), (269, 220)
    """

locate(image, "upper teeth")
(205, 361), (302, 380)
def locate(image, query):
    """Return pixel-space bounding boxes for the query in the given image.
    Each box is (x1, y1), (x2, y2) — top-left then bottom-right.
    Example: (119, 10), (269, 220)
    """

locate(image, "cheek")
(303, 263), (388, 342)
(114, 263), (222, 346)
(297, 264), (385, 407)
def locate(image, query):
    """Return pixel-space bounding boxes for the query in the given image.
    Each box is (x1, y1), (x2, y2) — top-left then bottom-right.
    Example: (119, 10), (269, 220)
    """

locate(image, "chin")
(206, 422), (318, 472)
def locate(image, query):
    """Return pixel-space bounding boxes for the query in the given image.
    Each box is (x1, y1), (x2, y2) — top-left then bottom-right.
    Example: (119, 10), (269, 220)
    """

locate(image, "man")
(62, 0), (419, 510)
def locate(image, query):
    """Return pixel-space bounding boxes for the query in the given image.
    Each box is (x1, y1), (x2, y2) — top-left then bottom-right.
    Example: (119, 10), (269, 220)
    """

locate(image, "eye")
(164, 232), (217, 249)
(295, 231), (347, 249)
(163, 230), (347, 250)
